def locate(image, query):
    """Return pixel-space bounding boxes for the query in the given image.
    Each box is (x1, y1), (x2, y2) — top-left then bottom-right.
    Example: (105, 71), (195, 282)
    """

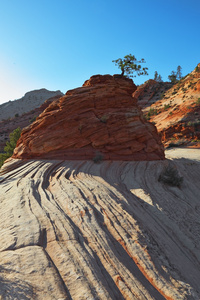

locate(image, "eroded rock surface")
(0, 95), (62, 152)
(13, 75), (165, 161)
(1, 153), (200, 299)
(135, 64), (200, 147)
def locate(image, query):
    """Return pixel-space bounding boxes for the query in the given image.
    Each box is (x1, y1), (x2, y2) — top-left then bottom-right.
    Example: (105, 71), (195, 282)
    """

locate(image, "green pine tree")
(0, 127), (21, 168)
(112, 54), (148, 78)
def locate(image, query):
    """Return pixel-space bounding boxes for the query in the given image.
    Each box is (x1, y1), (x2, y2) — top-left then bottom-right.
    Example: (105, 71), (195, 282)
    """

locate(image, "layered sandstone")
(13, 75), (165, 161)
(135, 64), (200, 147)
(0, 95), (62, 152)
(1, 150), (200, 299)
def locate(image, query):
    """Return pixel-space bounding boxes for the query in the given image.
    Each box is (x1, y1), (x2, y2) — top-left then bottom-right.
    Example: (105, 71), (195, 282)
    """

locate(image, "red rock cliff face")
(13, 75), (165, 161)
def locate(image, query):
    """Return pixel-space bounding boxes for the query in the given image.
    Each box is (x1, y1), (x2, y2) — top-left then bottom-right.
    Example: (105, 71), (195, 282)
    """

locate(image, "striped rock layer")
(0, 154), (200, 299)
(13, 75), (165, 161)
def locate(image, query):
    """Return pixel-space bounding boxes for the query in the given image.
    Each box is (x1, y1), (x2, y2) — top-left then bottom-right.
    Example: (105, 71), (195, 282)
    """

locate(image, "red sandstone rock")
(132, 64), (200, 146)
(0, 95), (62, 152)
(13, 75), (165, 161)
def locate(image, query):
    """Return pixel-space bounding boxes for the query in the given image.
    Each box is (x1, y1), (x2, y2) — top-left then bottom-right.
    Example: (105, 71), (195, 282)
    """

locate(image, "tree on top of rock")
(168, 71), (178, 84)
(176, 65), (182, 80)
(112, 54), (148, 78)
(154, 71), (163, 82)
(168, 66), (182, 83)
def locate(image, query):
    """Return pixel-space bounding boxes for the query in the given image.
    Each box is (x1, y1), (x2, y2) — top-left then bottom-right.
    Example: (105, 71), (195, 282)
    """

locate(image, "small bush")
(29, 116), (37, 123)
(187, 121), (194, 127)
(0, 127), (21, 168)
(100, 115), (109, 123)
(78, 124), (83, 133)
(147, 108), (157, 117)
(160, 92), (165, 99)
(158, 165), (183, 187)
(167, 138), (187, 148)
(164, 104), (170, 110)
(93, 152), (104, 163)
(0, 153), (10, 168)
(196, 98), (200, 105)
(167, 143), (178, 148)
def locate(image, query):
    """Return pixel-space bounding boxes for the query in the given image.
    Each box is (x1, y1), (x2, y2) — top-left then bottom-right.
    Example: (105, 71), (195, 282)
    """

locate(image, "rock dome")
(13, 75), (165, 161)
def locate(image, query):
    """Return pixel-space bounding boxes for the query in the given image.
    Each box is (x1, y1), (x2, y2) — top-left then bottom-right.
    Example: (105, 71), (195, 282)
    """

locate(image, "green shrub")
(160, 92), (165, 99)
(147, 108), (157, 117)
(164, 104), (170, 110)
(158, 165), (183, 187)
(29, 116), (37, 123)
(196, 98), (200, 105)
(0, 127), (21, 168)
(93, 152), (104, 163)
(78, 124), (83, 133)
(100, 115), (109, 123)
(172, 90), (177, 95)
(0, 153), (10, 168)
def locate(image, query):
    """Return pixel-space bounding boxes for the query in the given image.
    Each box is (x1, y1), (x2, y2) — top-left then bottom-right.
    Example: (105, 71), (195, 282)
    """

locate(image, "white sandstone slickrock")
(0, 149), (200, 299)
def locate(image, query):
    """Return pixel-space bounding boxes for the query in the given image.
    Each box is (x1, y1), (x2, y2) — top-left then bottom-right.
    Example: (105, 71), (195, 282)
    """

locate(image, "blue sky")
(0, 0), (199, 104)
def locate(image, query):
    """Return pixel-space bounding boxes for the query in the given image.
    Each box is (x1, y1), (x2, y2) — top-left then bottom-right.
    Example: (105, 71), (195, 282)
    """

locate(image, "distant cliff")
(0, 94), (62, 152)
(0, 88), (63, 122)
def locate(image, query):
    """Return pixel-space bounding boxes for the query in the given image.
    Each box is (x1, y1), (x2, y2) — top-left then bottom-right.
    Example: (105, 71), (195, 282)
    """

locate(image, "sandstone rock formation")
(133, 79), (172, 109)
(13, 75), (165, 161)
(0, 88), (63, 122)
(1, 149), (200, 299)
(0, 95), (62, 152)
(135, 64), (200, 147)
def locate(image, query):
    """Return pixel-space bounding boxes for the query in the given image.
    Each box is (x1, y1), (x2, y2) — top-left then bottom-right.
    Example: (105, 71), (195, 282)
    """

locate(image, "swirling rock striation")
(13, 75), (165, 161)
(1, 151), (200, 299)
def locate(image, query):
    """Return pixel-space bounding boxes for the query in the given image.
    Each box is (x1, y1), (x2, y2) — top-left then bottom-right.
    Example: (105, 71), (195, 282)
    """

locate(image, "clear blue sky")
(0, 0), (199, 104)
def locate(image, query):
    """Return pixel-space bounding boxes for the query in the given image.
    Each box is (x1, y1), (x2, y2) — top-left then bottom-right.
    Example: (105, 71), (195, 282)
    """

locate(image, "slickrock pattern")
(1, 153), (200, 299)
(13, 75), (165, 161)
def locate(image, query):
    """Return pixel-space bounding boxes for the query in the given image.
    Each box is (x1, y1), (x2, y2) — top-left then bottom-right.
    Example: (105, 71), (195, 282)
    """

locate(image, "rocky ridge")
(0, 88), (63, 122)
(134, 64), (200, 146)
(0, 95), (62, 152)
(13, 75), (165, 161)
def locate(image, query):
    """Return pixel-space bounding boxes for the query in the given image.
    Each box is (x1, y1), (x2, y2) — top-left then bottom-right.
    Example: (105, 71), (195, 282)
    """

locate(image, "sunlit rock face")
(1, 153), (200, 299)
(13, 74), (165, 161)
(133, 64), (200, 147)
